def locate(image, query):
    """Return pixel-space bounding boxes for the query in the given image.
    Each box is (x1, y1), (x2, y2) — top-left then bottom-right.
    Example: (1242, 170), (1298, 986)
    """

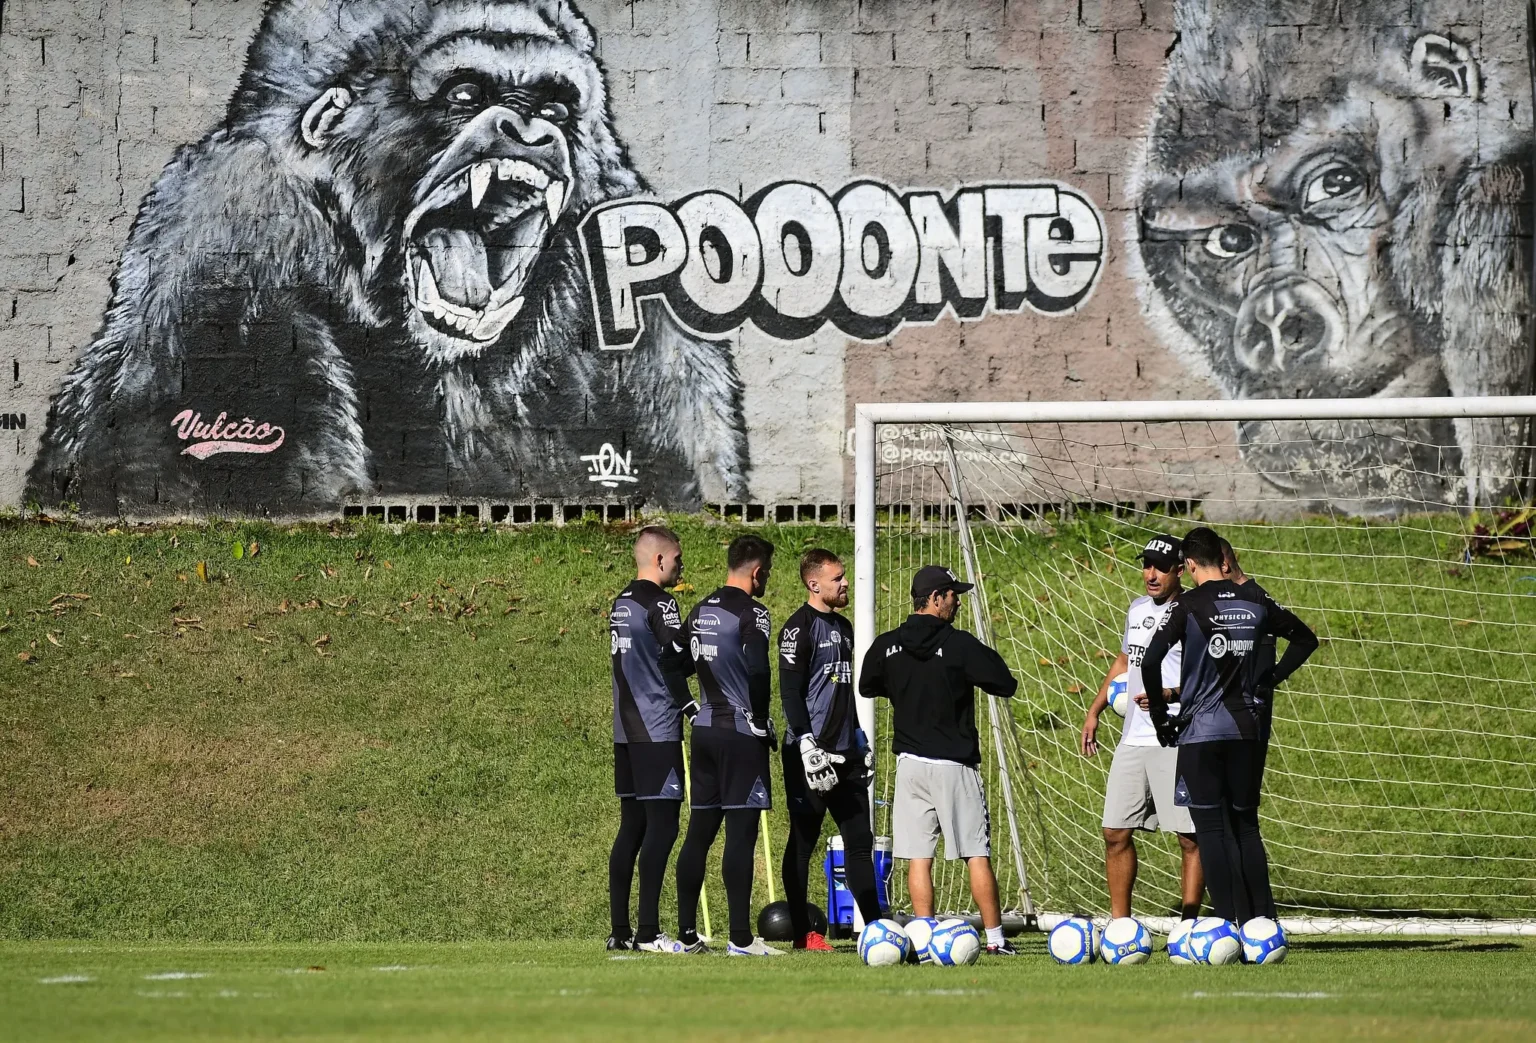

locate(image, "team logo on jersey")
(829, 630), (842, 645)
(1208, 633), (1228, 658)
(1141, 616), (1156, 628)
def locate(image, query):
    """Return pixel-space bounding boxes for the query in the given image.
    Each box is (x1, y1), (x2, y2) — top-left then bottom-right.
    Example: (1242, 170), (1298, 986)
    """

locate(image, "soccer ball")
(1099, 917), (1152, 965)
(903, 917), (940, 964)
(1187, 917), (1242, 965)
(928, 919), (981, 966)
(1240, 917), (1289, 965)
(1047, 916), (1097, 964)
(1107, 672), (1131, 717)
(858, 918), (911, 967)
(1165, 919), (1197, 964)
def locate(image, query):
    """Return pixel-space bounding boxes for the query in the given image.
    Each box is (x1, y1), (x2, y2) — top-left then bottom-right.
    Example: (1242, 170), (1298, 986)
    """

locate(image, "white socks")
(985, 925), (1005, 947)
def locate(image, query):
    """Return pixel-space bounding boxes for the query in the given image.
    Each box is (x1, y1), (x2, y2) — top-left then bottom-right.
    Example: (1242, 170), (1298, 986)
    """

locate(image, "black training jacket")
(859, 614), (1018, 766)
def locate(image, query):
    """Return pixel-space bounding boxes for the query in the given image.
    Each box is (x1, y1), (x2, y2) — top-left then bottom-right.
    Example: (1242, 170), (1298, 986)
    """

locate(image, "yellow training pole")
(761, 808), (777, 904)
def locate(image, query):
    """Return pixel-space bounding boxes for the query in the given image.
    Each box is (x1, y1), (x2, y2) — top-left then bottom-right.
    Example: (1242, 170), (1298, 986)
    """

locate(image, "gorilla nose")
(495, 111), (557, 149)
(1232, 277), (1341, 374)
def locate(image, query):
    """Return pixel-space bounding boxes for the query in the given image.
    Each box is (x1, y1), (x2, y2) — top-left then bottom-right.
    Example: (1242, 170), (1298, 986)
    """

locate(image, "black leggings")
(608, 798), (681, 941)
(1188, 803), (1275, 923)
(782, 783), (881, 937)
(676, 807), (760, 948)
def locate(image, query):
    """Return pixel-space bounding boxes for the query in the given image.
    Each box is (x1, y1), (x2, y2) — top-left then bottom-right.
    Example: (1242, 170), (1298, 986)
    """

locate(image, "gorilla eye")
(1303, 163), (1365, 206)
(1204, 224), (1255, 259)
(442, 78), (487, 110)
(536, 101), (572, 123)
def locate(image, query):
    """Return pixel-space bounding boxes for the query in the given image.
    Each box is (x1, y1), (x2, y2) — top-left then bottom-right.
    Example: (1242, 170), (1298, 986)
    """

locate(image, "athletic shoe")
(985, 941), (1019, 956)
(637, 932), (706, 955)
(793, 931), (835, 952)
(605, 933), (633, 952)
(726, 937), (786, 957)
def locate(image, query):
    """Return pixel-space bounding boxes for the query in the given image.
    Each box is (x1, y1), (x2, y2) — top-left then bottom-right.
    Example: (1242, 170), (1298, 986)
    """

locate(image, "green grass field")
(5, 936), (1535, 1041)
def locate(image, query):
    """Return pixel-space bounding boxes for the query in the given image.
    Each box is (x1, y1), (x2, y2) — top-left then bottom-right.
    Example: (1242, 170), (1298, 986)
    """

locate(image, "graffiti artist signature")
(171, 409), (286, 459)
(581, 443), (638, 488)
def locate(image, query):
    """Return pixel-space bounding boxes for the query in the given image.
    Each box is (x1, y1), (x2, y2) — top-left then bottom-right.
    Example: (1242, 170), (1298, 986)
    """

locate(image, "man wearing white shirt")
(1079, 534), (1203, 921)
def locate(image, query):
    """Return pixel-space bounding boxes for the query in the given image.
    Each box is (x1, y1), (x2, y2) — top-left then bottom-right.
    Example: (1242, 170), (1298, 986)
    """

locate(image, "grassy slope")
(4, 937), (1534, 1041)
(0, 519), (851, 941)
(2, 516), (1534, 940)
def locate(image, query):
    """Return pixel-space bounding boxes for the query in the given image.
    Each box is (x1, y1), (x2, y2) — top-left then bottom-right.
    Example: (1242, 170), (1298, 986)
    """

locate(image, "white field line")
(37, 975), (92, 984)
(144, 972), (207, 980)
(1190, 991), (1335, 1000)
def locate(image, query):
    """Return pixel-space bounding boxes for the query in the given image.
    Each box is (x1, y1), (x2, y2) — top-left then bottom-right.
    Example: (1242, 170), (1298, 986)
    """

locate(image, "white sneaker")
(726, 937), (786, 957)
(636, 933), (706, 955)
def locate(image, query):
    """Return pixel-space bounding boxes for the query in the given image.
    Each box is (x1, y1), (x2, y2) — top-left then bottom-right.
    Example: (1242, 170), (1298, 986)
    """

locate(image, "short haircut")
(727, 533), (775, 573)
(799, 548), (841, 585)
(635, 524), (679, 548)
(1181, 526), (1225, 569)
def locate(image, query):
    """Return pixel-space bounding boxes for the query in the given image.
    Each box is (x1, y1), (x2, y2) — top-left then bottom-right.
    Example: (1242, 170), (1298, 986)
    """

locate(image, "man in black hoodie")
(859, 565), (1020, 956)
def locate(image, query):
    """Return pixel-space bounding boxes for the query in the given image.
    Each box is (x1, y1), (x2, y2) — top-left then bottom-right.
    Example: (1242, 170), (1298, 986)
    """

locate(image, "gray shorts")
(892, 757), (991, 860)
(1102, 743), (1194, 834)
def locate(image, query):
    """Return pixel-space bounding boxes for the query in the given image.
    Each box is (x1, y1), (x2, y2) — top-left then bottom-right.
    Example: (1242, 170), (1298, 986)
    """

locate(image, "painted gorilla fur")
(1131, 0), (1531, 508)
(27, 0), (749, 515)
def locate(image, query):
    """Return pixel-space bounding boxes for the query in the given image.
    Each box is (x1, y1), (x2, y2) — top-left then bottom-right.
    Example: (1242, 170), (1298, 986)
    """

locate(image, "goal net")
(852, 398), (1536, 936)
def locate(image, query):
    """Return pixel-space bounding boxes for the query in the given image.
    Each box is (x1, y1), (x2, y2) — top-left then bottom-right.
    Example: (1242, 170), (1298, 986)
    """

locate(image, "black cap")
(911, 565), (974, 600)
(1139, 534), (1181, 571)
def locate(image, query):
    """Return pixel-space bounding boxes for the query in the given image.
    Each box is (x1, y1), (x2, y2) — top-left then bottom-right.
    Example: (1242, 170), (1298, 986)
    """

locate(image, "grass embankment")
(4, 936), (1535, 1041)
(0, 519), (850, 941)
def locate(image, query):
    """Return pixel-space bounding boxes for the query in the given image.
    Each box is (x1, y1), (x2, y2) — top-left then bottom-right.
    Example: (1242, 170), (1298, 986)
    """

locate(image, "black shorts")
(614, 741), (685, 801)
(1174, 739), (1267, 811)
(780, 742), (868, 817)
(689, 727), (772, 811)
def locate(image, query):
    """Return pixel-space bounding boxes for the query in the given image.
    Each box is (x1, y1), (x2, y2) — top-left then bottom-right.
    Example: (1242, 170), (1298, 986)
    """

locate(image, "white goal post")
(853, 396), (1536, 937)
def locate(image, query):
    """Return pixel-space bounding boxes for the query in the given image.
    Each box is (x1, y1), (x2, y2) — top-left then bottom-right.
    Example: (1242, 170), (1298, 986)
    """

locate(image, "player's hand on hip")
(1079, 714), (1099, 757)
(799, 735), (842, 792)
(682, 700), (700, 723)
(746, 713), (775, 746)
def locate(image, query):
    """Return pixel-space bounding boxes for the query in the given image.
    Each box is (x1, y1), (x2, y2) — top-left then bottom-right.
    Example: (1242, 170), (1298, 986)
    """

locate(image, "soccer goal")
(852, 396), (1536, 937)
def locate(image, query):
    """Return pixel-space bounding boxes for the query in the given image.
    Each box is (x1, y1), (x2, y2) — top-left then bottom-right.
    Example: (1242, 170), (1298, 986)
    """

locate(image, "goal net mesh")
(864, 416), (1536, 931)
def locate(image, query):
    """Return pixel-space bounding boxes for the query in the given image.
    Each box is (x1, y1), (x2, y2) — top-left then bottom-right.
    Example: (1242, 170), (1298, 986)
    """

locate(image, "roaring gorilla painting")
(1132, 0), (1532, 508)
(27, 0), (750, 515)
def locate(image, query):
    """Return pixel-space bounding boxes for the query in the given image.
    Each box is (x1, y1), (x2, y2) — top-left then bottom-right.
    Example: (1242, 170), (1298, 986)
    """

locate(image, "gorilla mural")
(27, 0), (749, 516)
(1131, 0), (1532, 508)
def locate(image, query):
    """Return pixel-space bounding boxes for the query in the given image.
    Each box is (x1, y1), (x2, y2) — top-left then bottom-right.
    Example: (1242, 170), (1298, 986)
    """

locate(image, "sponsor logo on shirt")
(612, 631), (633, 654)
(610, 604), (632, 623)
(1208, 634), (1253, 658)
(753, 606), (771, 637)
(695, 612), (722, 636)
(825, 662), (853, 683)
(690, 636), (718, 661)
(885, 644), (902, 657)
(1212, 606), (1258, 629)
(660, 601), (681, 628)
(780, 627), (799, 664)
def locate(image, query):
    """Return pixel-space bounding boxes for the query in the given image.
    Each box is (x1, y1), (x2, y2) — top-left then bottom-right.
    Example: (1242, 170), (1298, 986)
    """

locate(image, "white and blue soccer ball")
(903, 917), (940, 964)
(928, 919), (981, 966)
(858, 918), (911, 967)
(1107, 672), (1131, 717)
(1240, 917), (1289, 965)
(1099, 916), (1152, 965)
(1047, 916), (1097, 964)
(1165, 919), (1197, 964)
(1187, 917), (1242, 965)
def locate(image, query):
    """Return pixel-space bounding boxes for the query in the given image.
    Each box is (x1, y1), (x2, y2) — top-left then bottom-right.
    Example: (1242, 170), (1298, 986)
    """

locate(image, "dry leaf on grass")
(17, 651), (33, 662)
(312, 634), (331, 648)
(26, 556), (39, 567)
(46, 633), (60, 646)
(196, 561), (208, 582)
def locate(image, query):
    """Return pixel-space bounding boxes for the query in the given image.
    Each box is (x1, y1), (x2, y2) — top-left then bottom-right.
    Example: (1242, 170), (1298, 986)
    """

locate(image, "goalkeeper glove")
(745, 713), (775, 745)
(854, 727), (874, 773)
(680, 700), (699, 723)
(799, 735), (844, 793)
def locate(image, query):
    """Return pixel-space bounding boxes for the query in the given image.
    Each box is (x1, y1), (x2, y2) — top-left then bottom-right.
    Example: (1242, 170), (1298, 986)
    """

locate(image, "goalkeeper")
(1140, 527), (1318, 924)
(777, 549), (881, 951)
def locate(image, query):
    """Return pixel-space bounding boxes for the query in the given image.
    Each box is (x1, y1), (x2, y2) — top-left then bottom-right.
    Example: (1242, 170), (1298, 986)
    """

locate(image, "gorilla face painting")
(1132, 0), (1532, 507)
(26, 0), (750, 516)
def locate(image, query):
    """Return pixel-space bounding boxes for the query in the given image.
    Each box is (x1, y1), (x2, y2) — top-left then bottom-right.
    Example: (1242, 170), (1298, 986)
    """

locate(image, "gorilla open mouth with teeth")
(26, 0), (751, 516)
